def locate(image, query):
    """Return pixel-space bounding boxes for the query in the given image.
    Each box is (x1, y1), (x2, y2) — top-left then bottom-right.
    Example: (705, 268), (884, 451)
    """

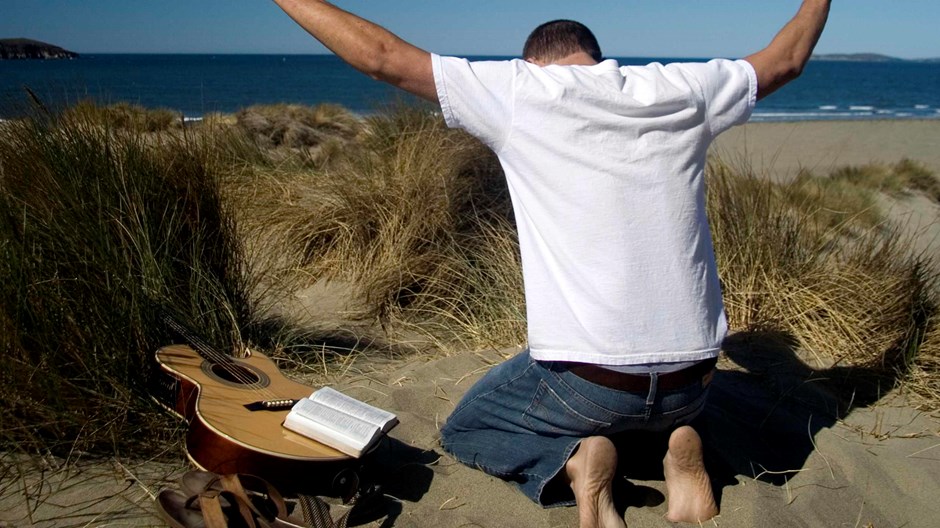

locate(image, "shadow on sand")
(347, 438), (439, 527)
(610, 329), (913, 509)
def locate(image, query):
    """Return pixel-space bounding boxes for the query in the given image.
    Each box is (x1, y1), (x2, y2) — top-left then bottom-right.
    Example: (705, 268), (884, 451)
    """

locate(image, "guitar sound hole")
(205, 362), (267, 387)
(212, 363), (258, 384)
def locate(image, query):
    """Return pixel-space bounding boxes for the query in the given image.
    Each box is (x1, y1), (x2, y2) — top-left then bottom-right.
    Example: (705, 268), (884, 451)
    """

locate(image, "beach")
(711, 119), (940, 181)
(3, 118), (940, 527)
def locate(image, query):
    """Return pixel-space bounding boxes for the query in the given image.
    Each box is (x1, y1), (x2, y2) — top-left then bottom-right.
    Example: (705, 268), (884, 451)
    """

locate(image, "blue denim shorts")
(440, 349), (712, 506)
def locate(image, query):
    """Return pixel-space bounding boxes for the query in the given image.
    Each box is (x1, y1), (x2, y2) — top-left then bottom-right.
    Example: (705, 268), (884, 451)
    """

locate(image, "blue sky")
(4, 1), (939, 59)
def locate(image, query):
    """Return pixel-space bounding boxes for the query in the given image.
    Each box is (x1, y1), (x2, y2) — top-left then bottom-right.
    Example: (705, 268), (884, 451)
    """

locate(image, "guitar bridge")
(244, 399), (298, 412)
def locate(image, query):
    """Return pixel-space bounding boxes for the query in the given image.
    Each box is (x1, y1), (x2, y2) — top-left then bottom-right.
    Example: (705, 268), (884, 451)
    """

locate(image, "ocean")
(2, 54), (939, 122)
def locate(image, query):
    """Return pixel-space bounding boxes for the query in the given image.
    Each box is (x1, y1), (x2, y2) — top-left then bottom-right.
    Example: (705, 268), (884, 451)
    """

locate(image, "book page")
(288, 398), (378, 448)
(283, 405), (363, 457)
(309, 387), (398, 431)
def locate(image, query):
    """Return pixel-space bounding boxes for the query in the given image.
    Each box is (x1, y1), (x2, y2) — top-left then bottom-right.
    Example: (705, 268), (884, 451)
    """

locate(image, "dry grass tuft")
(62, 100), (183, 133)
(784, 170), (883, 231)
(235, 103), (363, 165)
(895, 158), (940, 203)
(227, 105), (521, 353)
(708, 161), (936, 394)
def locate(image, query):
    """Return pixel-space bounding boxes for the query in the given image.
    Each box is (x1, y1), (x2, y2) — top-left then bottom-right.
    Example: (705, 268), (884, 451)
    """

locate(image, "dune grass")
(708, 162), (935, 374)
(234, 103), (363, 166)
(61, 100), (184, 133)
(829, 158), (940, 199)
(227, 105), (522, 352)
(2, 101), (939, 464)
(0, 106), (255, 458)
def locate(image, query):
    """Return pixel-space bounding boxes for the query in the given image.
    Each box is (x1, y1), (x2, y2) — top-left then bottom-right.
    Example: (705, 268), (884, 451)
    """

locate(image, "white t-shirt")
(432, 54), (757, 366)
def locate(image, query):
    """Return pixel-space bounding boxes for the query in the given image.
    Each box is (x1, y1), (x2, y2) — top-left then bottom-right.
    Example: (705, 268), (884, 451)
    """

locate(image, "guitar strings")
(164, 317), (283, 402)
(187, 334), (282, 401)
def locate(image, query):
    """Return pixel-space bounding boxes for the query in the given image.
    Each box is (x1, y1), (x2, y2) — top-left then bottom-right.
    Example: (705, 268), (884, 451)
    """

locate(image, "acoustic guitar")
(155, 317), (358, 494)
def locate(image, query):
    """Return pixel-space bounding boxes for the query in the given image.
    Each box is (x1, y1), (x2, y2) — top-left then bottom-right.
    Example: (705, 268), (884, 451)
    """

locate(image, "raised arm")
(745, 0), (831, 100)
(271, 0), (437, 103)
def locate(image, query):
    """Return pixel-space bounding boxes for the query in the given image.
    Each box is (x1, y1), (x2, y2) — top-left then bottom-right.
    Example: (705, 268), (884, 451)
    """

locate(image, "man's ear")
(525, 56), (546, 66)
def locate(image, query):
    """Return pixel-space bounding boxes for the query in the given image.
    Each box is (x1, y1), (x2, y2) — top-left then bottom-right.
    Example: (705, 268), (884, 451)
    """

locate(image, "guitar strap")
(290, 472), (382, 528)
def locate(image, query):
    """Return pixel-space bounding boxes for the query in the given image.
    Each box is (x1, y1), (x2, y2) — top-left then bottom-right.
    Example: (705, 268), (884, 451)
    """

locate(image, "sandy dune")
(3, 119), (939, 527)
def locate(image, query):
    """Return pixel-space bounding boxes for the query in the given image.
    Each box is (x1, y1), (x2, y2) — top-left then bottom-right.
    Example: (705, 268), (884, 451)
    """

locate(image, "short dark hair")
(522, 20), (602, 63)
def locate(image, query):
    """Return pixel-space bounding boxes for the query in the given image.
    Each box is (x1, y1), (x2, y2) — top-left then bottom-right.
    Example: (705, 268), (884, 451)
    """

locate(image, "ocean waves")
(751, 104), (940, 122)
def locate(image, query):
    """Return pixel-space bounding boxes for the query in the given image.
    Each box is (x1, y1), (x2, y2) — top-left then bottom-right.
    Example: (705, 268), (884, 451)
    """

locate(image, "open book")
(283, 387), (399, 458)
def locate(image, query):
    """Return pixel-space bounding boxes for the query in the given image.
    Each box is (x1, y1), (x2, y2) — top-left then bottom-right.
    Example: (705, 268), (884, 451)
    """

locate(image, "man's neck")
(528, 51), (599, 67)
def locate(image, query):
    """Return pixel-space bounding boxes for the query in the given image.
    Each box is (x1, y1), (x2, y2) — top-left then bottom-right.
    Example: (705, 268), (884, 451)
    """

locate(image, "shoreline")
(2, 109), (940, 125)
(4, 112), (938, 123)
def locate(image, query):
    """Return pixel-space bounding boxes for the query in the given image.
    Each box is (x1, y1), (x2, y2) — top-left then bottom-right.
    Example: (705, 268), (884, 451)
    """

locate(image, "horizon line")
(50, 51), (940, 62)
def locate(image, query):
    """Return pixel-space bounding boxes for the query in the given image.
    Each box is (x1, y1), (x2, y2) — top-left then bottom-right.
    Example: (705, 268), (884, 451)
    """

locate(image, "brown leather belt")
(565, 357), (717, 392)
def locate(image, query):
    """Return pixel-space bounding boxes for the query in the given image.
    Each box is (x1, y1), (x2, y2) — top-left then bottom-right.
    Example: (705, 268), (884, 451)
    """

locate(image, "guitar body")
(155, 344), (357, 493)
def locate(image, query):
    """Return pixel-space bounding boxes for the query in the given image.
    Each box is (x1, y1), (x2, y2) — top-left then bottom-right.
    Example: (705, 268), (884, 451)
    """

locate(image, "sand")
(3, 119), (940, 527)
(710, 119), (940, 182)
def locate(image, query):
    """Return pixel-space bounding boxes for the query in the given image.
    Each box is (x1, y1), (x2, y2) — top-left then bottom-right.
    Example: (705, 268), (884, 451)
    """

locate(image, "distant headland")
(811, 53), (940, 63)
(0, 39), (79, 60)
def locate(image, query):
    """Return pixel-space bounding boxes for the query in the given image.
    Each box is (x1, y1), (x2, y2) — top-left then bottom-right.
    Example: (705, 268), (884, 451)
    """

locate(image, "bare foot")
(663, 426), (719, 523)
(565, 436), (626, 528)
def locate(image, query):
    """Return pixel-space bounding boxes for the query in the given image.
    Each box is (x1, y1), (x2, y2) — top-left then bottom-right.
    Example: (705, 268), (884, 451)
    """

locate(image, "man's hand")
(744, 0), (831, 100)
(272, 0), (437, 103)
